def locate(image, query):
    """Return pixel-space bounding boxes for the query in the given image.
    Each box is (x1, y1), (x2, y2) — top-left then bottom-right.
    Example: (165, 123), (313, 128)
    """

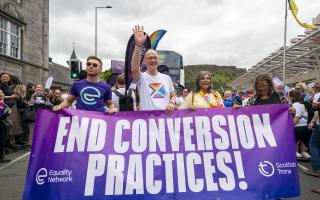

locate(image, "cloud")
(49, 0), (320, 70)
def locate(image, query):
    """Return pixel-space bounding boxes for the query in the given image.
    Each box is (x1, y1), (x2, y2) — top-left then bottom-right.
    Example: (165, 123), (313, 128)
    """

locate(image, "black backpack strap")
(128, 89), (133, 97)
(113, 90), (124, 98)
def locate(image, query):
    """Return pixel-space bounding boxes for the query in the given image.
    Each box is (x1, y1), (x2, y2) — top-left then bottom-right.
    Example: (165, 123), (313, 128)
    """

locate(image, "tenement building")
(0, 0), (49, 84)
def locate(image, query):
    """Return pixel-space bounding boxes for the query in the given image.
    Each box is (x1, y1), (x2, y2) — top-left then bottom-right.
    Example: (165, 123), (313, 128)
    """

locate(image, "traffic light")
(69, 59), (80, 79)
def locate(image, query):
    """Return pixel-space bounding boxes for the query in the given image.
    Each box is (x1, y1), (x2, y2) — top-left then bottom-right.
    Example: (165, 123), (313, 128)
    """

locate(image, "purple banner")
(22, 104), (300, 200)
(111, 60), (125, 74)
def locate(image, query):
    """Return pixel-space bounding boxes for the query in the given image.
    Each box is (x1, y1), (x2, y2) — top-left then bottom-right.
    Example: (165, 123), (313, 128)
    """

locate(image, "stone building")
(0, 0), (49, 84)
(48, 59), (73, 91)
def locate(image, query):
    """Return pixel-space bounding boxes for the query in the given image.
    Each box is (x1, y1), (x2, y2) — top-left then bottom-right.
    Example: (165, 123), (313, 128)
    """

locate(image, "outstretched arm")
(131, 25), (147, 81)
(52, 95), (76, 111)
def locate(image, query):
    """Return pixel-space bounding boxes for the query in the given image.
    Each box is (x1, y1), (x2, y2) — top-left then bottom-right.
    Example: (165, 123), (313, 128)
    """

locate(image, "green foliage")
(184, 65), (246, 93)
(101, 69), (112, 81)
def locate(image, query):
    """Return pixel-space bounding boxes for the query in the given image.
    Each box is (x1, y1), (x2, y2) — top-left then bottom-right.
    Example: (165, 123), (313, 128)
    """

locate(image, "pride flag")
(150, 29), (167, 49)
(288, 0), (318, 29)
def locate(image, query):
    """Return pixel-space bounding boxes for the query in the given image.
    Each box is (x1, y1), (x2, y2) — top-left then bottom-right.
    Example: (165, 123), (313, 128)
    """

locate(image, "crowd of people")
(0, 72), (66, 163)
(1, 25), (320, 195)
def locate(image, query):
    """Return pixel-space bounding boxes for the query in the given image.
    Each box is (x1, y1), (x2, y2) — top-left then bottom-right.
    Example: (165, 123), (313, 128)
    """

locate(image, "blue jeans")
(309, 125), (320, 170)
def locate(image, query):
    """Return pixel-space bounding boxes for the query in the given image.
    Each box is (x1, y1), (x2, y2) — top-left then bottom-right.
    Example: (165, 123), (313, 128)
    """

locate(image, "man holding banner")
(53, 56), (117, 114)
(131, 25), (176, 114)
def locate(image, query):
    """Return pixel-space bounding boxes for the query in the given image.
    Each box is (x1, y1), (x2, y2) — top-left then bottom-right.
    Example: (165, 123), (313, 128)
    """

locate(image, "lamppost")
(95, 6), (112, 57)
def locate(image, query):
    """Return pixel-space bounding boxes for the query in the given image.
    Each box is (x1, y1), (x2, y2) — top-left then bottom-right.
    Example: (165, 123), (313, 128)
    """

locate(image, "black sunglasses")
(86, 62), (98, 68)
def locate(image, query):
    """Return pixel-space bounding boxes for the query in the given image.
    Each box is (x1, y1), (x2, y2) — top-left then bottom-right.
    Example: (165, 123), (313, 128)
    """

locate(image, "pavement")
(0, 149), (30, 200)
(0, 150), (319, 200)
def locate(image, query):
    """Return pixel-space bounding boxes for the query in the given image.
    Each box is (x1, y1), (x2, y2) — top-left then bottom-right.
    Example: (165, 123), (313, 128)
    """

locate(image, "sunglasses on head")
(86, 62), (98, 68)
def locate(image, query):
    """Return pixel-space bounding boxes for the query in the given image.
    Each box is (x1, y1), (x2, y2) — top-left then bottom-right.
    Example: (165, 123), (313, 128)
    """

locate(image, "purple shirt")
(70, 80), (112, 112)
(0, 101), (9, 119)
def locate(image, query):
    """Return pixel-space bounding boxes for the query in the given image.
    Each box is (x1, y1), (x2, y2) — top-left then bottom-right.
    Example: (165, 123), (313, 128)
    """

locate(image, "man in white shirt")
(131, 25), (176, 114)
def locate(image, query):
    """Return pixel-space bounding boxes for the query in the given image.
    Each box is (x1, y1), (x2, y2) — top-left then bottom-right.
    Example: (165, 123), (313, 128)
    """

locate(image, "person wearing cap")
(232, 95), (242, 108)
(241, 89), (254, 107)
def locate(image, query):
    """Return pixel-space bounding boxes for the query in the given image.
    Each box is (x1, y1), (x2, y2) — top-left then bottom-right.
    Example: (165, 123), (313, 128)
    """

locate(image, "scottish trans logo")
(80, 86), (101, 105)
(149, 83), (166, 98)
(258, 161), (275, 177)
(35, 168), (73, 185)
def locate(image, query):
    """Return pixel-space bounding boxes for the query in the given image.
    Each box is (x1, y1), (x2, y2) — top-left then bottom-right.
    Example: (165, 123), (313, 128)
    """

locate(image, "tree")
(101, 69), (112, 81)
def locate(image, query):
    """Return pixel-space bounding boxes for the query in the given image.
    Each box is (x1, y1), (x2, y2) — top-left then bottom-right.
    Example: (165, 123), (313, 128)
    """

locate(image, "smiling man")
(131, 25), (176, 114)
(53, 56), (117, 114)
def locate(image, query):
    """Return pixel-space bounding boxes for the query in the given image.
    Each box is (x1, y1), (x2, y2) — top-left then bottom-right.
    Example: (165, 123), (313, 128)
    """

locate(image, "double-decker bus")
(156, 50), (184, 86)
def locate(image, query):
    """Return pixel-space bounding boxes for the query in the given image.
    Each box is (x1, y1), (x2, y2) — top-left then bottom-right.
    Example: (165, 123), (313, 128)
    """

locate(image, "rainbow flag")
(288, 0), (318, 29)
(150, 30), (167, 50)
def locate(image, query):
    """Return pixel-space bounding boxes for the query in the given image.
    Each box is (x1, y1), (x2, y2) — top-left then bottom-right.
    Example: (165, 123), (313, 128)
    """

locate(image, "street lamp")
(95, 6), (112, 57)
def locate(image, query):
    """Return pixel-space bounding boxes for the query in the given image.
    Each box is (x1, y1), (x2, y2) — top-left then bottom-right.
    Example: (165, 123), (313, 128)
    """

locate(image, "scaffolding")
(228, 28), (320, 89)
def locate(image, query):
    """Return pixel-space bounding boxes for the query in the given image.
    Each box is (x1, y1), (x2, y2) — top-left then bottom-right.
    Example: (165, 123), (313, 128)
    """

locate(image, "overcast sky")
(49, 0), (320, 70)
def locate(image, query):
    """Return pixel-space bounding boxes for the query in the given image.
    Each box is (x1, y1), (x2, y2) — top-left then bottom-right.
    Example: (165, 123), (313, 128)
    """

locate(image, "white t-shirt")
(292, 102), (308, 127)
(176, 96), (184, 108)
(112, 88), (137, 111)
(242, 97), (249, 107)
(136, 72), (174, 111)
(313, 92), (320, 124)
(314, 92), (320, 103)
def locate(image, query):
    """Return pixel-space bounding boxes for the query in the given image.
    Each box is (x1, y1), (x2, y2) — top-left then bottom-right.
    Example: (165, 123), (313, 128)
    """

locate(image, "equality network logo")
(149, 83), (166, 98)
(35, 168), (73, 185)
(36, 168), (48, 185)
(80, 86), (101, 105)
(258, 161), (275, 177)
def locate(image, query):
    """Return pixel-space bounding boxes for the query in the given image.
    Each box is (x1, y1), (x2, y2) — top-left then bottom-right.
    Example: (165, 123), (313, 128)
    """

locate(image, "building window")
(0, 16), (21, 59)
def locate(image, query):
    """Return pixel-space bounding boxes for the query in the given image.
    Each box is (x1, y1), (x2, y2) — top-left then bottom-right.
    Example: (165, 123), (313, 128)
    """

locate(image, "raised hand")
(132, 25), (147, 47)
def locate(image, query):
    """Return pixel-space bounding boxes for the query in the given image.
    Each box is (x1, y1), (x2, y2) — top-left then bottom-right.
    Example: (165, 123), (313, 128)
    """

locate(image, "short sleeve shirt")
(33, 93), (47, 112)
(292, 102), (308, 127)
(71, 80), (112, 112)
(254, 93), (281, 105)
(136, 72), (174, 111)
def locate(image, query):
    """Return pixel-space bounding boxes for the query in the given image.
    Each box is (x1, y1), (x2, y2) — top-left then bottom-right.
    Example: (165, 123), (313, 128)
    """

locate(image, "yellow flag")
(288, 0), (318, 29)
